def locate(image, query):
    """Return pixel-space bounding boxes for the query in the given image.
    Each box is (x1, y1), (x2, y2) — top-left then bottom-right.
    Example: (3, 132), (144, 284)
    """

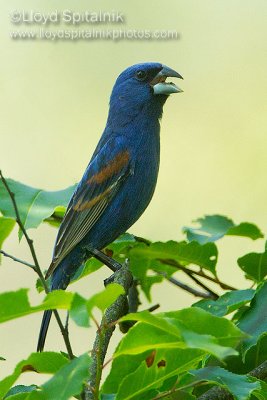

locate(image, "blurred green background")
(1, 0), (267, 386)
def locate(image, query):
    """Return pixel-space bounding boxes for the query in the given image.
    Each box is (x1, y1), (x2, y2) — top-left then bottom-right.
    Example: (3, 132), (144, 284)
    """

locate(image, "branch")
(198, 387), (233, 400)
(0, 250), (35, 269)
(182, 270), (219, 299)
(158, 258), (237, 291)
(157, 272), (214, 299)
(89, 248), (122, 272)
(250, 360), (267, 380)
(83, 262), (133, 400)
(197, 360), (267, 400)
(0, 171), (74, 359)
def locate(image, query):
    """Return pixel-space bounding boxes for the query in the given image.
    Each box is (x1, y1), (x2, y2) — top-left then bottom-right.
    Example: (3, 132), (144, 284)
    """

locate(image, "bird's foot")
(104, 258), (130, 287)
(87, 247), (123, 272)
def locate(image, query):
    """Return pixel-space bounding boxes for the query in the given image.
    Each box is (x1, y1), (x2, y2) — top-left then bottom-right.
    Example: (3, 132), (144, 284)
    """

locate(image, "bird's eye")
(135, 70), (148, 81)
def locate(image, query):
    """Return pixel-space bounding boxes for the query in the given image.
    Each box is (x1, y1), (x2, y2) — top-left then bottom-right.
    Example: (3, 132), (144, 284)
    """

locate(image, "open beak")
(151, 65), (183, 95)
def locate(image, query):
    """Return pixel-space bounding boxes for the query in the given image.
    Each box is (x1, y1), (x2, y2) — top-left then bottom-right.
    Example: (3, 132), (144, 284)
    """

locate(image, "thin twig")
(0, 250), (35, 269)
(101, 357), (113, 370)
(0, 171), (74, 359)
(91, 314), (101, 331)
(146, 304), (160, 313)
(0, 171), (44, 281)
(157, 272), (214, 299)
(168, 276), (214, 299)
(53, 312), (74, 358)
(65, 312), (70, 332)
(184, 271), (219, 299)
(152, 381), (205, 400)
(158, 258), (237, 291)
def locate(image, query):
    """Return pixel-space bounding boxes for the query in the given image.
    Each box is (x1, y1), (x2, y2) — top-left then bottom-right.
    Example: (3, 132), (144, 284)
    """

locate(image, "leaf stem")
(152, 380), (206, 400)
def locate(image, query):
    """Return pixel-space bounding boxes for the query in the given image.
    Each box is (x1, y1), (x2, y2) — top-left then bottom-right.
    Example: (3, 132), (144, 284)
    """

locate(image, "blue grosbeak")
(37, 62), (183, 351)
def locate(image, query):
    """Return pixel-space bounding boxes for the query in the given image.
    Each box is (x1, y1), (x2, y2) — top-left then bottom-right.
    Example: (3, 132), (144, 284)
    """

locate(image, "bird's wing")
(46, 136), (132, 279)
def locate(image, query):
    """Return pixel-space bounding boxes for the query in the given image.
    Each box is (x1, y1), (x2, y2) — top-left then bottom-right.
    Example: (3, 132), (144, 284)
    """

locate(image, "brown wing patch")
(87, 151), (130, 185)
(73, 187), (112, 212)
(46, 146), (131, 280)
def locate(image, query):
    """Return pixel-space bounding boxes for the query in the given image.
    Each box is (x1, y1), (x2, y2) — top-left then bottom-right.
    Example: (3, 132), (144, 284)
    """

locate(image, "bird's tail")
(37, 265), (71, 352)
(37, 310), (52, 352)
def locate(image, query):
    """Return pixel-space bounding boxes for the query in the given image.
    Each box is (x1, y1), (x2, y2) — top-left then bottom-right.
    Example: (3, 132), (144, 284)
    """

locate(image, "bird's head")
(108, 62), (183, 127)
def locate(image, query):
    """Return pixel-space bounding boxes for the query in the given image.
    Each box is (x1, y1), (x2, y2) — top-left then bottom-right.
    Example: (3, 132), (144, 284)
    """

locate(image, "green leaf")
(35, 278), (45, 293)
(0, 289), (35, 323)
(237, 282), (267, 359)
(107, 233), (137, 254)
(194, 289), (255, 317)
(72, 258), (103, 282)
(0, 289), (73, 323)
(101, 395), (116, 400)
(224, 335), (267, 376)
(253, 381), (267, 400)
(184, 215), (263, 244)
(184, 215), (234, 243)
(141, 275), (163, 302)
(162, 308), (245, 349)
(116, 349), (204, 400)
(115, 322), (184, 356)
(102, 352), (153, 394)
(129, 240), (218, 276)
(87, 283), (125, 315)
(39, 353), (91, 400)
(181, 330), (236, 359)
(238, 243), (267, 282)
(190, 366), (260, 400)
(227, 223), (264, 240)
(4, 385), (37, 399)
(117, 309), (242, 359)
(4, 394), (31, 400)
(45, 206), (66, 227)
(0, 286), (124, 329)
(0, 178), (76, 237)
(69, 293), (89, 327)
(0, 217), (15, 263)
(0, 352), (68, 397)
(52, 206), (66, 219)
(41, 290), (74, 311)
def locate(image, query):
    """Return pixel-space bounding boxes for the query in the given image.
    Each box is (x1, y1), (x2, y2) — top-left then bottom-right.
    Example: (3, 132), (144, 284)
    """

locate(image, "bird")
(37, 62), (183, 351)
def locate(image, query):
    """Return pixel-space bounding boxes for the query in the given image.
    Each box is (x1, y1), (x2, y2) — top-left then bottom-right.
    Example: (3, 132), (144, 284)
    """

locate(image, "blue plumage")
(37, 62), (183, 351)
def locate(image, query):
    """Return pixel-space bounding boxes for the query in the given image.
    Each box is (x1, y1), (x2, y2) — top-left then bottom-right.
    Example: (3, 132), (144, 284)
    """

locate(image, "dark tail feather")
(37, 310), (52, 352)
(37, 264), (72, 352)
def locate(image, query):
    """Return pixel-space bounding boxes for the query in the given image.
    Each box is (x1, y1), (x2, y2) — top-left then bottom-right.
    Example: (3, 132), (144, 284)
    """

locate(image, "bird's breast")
(123, 128), (160, 216)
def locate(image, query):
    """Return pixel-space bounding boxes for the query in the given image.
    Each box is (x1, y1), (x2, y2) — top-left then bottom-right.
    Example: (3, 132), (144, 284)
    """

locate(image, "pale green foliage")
(0, 178), (267, 399)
